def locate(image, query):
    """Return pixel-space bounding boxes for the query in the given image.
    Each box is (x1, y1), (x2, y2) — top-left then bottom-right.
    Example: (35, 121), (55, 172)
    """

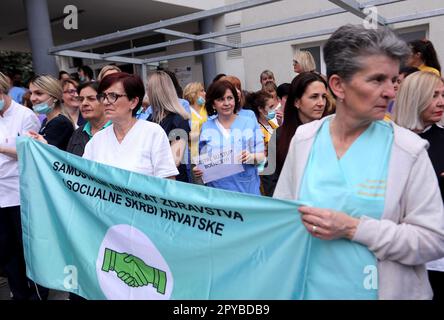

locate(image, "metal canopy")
(329, 0), (388, 25)
(48, 0), (280, 53)
(49, 0), (444, 70)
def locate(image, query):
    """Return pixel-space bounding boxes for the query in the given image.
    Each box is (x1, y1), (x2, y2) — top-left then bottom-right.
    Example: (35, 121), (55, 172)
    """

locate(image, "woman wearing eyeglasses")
(62, 79), (85, 129)
(82, 72), (178, 179)
(66, 82), (111, 156)
(28, 75), (75, 151)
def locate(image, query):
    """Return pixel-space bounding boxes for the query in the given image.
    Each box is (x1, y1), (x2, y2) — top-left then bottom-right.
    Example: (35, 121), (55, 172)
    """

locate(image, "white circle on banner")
(96, 224), (173, 300)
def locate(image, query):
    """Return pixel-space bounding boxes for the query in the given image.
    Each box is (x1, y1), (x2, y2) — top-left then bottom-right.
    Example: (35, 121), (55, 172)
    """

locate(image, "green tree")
(0, 51), (33, 82)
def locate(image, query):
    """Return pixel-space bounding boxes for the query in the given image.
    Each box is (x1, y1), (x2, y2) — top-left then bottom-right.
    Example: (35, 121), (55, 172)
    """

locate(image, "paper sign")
(197, 148), (244, 184)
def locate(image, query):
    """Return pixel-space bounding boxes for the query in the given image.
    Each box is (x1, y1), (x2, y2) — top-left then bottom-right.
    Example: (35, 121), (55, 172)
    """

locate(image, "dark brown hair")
(245, 90), (274, 120)
(276, 72), (330, 175)
(205, 80), (240, 117)
(409, 39), (441, 72)
(98, 72), (145, 116)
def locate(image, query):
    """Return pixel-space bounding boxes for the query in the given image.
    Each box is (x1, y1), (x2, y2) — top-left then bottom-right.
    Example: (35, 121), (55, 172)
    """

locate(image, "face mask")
(197, 97), (205, 106)
(33, 99), (54, 114)
(0, 98), (5, 112)
(266, 111), (276, 120)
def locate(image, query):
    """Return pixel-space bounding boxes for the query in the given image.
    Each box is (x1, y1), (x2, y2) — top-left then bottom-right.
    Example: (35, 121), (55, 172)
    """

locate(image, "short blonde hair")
(183, 82), (204, 105)
(294, 50), (316, 72)
(98, 65), (122, 81)
(147, 71), (190, 124)
(393, 71), (443, 130)
(0, 72), (11, 94)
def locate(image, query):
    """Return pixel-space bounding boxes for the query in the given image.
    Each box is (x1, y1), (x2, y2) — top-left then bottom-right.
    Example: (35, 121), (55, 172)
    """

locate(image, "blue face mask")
(0, 98), (5, 112)
(266, 111), (276, 120)
(33, 100), (54, 114)
(197, 97), (205, 106)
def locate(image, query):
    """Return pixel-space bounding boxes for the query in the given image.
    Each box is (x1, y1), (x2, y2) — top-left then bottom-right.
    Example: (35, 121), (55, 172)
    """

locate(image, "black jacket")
(419, 124), (444, 200)
(66, 124), (90, 156)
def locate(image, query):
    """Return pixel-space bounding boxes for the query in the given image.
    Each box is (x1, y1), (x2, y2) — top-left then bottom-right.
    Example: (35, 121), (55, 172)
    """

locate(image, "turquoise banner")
(17, 137), (309, 300)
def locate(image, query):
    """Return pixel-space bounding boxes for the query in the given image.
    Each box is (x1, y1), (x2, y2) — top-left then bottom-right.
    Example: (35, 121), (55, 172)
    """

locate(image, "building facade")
(1, 0), (443, 90)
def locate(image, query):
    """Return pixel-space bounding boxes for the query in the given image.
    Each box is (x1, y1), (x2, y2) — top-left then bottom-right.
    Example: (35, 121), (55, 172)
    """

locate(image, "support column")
(24, 0), (59, 76)
(141, 64), (148, 88)
(199, 18), (217, 88)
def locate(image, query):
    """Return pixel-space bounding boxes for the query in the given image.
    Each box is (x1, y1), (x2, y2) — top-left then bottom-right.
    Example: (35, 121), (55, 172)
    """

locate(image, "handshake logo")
(101, 248), (167, 294)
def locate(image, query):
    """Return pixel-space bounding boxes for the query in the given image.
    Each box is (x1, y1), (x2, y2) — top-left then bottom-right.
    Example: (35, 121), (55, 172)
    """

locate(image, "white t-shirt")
(0, 100), (41, 207)
(83, 120), (178, 178)
(427, 259), (444, 272)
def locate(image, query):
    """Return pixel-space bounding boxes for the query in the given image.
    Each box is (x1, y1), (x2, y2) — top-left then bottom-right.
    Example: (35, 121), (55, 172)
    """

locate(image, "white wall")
(54, 0), (444, 91)
(137, 22), (205, 87)
(215, 11), (246, 89)
(212, 0), (444, 91)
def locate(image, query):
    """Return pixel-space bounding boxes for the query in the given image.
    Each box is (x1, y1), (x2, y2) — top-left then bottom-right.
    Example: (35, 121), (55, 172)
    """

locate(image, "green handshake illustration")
(101, 248), (167, 294)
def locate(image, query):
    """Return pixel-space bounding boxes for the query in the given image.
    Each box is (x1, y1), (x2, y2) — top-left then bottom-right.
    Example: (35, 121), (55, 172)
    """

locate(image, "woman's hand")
(240, 150), (266, 165)
(240, 150), (252, 164)
(26, 130), (48, 144)
(299, 206), (360, 240)
(276, 108), (284, 126)
(192, 166), (204, 179)
(0, 145), (18, 159)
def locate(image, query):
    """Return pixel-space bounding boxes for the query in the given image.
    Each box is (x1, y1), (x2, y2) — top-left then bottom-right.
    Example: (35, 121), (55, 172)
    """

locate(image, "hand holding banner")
(17, 137), (309, 300)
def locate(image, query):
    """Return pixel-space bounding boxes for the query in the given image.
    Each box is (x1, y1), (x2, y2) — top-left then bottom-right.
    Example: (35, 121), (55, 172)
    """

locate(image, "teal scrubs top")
(83, 120), (112, 139)
(199, 115), (264, 195)
(299, 119), (394, 299)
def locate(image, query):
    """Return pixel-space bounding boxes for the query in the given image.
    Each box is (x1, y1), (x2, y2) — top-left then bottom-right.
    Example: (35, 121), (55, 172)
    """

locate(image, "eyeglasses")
(96, 92), (127, 104)
(74, 95), (97, 103)
(63, 89), (78, 96)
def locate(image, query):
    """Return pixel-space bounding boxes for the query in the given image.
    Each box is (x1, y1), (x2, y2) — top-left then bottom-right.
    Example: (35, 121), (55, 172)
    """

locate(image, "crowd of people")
(1, 23), (444, 300)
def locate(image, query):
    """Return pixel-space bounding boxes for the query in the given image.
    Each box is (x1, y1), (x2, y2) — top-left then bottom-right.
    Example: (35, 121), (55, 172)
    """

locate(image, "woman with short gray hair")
(274, 24), (444, 299)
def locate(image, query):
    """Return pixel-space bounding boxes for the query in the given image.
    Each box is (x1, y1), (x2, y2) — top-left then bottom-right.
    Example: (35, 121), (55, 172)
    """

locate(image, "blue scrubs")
(238, 108), (257, 122)
(137, 99), (191, 121)
(208, 108), (259, 130)
(199, 115), (264, 195)
(299, 119), (394, 299)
